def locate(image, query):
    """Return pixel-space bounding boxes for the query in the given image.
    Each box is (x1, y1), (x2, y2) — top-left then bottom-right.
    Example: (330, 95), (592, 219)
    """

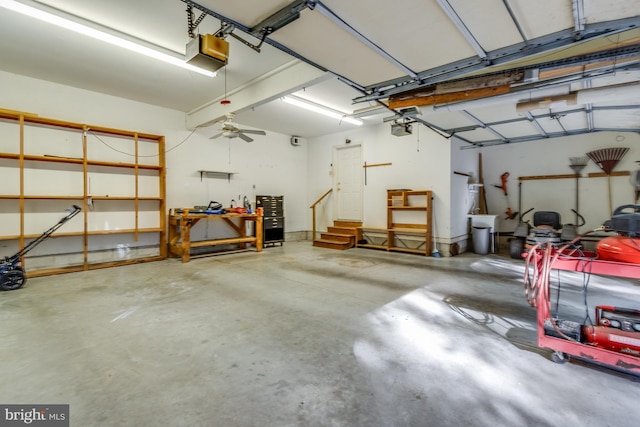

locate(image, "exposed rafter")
(354, 17), (640, 104)
(436, 0), (488, 61)
(572, 0), (586, 38)
(453, 104), (640, 148)
(312, 1), (417, 78)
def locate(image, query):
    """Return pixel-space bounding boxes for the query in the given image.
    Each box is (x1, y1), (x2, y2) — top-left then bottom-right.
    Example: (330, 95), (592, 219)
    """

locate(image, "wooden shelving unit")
(0, 109), (166, 277)
(357, 189), (433, 256)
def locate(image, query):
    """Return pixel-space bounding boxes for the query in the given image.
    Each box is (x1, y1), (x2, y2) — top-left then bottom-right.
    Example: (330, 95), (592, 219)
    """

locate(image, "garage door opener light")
(0, 0), (216, 77)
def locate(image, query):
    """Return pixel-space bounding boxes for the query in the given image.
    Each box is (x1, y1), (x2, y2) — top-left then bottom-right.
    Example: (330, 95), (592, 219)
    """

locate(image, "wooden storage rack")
(357, 189), (433, 256)
(0, 109), (166, 277)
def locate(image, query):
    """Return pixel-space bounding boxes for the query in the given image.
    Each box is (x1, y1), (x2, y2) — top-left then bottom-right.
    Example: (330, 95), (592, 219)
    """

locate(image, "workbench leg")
(181, 223), (191, 263)
(255, 216), (263, 252)
(168, 220), (178, 258)
(238, 218), (247, 250)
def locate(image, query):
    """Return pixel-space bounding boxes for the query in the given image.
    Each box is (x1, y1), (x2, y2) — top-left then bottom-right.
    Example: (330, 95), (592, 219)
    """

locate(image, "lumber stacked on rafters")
(387, 41), (640, 110)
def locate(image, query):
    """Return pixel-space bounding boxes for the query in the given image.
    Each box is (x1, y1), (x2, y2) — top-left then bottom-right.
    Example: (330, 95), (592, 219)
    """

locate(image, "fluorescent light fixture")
(282, 96), (363, 126)
(0, 0), (216, 77)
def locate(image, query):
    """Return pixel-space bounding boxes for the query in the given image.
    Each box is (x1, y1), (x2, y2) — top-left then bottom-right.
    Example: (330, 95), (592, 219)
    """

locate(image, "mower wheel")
(509, 238), (524, 259)
(551, 350), (568, 364)
(1, 267), (26, 291)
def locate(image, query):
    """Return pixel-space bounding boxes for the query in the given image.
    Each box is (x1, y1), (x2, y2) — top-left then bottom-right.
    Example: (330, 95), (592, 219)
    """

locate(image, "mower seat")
(533, 211), (561, 230)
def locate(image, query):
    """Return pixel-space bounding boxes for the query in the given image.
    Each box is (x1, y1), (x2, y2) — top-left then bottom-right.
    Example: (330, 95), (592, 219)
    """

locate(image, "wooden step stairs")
(313, 220), (362, 250)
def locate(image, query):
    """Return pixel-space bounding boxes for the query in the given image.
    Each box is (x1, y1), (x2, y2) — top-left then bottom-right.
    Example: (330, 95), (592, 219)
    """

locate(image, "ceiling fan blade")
(209, 132), (223, 139)
(238, 133), (254, 143)
(237, 129), (266, 135)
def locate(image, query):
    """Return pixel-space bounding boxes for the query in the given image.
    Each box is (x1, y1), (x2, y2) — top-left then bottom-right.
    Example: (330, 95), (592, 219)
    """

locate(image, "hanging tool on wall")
(477, 153), (488, 214)
(587, 147), (629, 215)
(453, 171), (474, 181)
(569, 156), (589, 226)
(363, 161), (392, 185)
(493, 172), (518, 219)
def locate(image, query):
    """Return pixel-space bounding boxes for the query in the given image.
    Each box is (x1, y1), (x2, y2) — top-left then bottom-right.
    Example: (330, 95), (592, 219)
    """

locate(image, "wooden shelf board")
(25, 256), (165, 278)
(85, 256), (165, 270)
(0, 153), (160, 170)
(389, 228), (428, 234)
(25, 264), (86, 278)
(23, 195), (84, 200)
(26, 155), (83, 165)
(390, 247), (428, 255)
(88, 160), (160, 170)
(186, 237), (256, 248)
(87, 228), (162, 235)
(0, 195), (83, 200)
(388, 190), (431, 195)
(23, 231), (84, 239)
(356, 243), (387, 250)
(388, 206), (429, 210)
(91, 196), (161, 201)
(0, 234), (21, 241)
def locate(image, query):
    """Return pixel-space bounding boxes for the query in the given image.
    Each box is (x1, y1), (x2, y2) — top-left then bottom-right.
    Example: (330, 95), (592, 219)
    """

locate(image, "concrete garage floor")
(1, 241), (639, 426)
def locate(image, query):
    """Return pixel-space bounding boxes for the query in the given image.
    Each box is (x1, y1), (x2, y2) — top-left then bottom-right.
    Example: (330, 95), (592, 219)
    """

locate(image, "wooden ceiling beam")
(389, 85), (512, 109)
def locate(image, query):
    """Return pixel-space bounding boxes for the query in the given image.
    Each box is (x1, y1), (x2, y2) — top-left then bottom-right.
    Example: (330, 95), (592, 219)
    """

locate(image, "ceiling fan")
(209, 113), (266, 142)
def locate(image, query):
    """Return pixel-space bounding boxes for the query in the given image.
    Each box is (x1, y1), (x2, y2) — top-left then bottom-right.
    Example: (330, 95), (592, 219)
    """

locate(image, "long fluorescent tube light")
(282, 96), (363, 126)
(0, 0), (216, 77)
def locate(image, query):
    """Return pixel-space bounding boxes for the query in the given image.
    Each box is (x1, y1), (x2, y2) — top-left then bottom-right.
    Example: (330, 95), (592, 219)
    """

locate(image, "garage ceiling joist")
(454, 103), (640, 148)
(353, 16), (640, 104)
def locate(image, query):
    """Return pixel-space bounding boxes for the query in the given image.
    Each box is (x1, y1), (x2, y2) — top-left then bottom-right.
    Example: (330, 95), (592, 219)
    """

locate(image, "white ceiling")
(0, 0), (638, 145)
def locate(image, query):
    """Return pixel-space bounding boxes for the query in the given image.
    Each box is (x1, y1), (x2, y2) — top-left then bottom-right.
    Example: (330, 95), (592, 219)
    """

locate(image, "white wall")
(3, 70), (637, 251)
(469, 132), (639, 234)
(0, 71), (309, 241)
(306, 122), (454, 243)
(450, 138), (480, 247)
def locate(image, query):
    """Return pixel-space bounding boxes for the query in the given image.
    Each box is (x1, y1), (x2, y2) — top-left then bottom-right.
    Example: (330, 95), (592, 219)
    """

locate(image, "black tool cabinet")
(256, 195), (284, 246)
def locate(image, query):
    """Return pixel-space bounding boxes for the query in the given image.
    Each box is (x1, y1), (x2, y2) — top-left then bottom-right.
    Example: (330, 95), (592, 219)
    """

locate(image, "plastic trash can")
(472, 226), (490, 255)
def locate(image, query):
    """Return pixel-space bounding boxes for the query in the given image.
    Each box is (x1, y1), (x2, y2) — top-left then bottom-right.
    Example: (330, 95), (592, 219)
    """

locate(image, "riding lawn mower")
(509, 208), (585, 259)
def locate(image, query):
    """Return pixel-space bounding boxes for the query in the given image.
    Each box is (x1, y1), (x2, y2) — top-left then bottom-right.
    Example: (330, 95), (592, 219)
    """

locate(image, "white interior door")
(334, 144), (363, 221)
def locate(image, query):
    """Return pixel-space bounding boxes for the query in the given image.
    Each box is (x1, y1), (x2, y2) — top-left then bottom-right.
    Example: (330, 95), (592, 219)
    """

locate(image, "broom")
(569, 156), (588, 226)
(432, 196), (441, 258)
(586, 147), (629, 215)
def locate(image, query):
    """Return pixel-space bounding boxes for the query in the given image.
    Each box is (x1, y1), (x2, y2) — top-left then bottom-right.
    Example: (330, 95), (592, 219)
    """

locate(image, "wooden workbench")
(168, 209), (263, 263)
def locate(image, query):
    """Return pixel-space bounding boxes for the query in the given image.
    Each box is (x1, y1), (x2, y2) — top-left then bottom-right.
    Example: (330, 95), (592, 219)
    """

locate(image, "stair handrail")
(310, 188), (333, 241)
